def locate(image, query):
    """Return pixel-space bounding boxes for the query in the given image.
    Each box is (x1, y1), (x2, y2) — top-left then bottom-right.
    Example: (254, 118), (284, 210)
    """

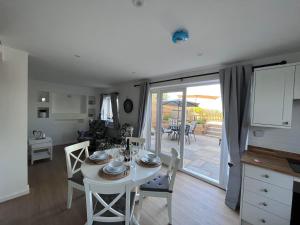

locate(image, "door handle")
(260, 202), (268, 207)
(228, 162), (234, 168)
(260, 219), (266, 223)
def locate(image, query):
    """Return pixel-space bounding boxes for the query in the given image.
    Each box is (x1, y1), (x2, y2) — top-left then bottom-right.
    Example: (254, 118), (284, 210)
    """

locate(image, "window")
(101, 95), (113, 122)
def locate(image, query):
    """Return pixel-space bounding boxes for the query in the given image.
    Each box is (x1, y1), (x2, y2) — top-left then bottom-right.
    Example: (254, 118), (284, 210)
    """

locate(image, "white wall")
(249, 101), (300, 153)
(103, 82), (141, 136)
(0, 46), (29, 202)
(28, 80), (101, 145)
(114, 50), (300, 154)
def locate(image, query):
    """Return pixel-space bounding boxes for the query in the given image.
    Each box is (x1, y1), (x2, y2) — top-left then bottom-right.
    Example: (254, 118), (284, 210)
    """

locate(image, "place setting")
(99, 160), (130, 180)
(136, 153), (161, 168)
(85, 150), (112, 165)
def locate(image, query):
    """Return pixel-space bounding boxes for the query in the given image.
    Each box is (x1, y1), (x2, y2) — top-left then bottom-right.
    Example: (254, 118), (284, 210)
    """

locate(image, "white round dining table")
(81, 149), (161, 225)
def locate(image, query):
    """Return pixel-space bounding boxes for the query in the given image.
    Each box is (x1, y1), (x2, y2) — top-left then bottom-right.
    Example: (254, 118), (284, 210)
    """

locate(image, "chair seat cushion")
(68, 172), (84, 185)
(140, 173), (171, 193)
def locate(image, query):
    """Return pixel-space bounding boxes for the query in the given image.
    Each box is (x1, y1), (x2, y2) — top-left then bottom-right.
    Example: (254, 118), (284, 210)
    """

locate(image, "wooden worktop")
(241, 145), (300, 178)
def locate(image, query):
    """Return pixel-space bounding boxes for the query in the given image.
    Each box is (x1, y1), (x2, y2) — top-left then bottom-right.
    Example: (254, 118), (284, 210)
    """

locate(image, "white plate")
(103, 161), (127, 175)
(141, 154), (160, 164)
(89, 151), (108, 161)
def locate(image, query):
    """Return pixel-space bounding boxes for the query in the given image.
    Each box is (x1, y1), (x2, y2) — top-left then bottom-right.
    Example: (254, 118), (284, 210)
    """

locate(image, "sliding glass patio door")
(181, 83), (228, 187)
(147, 83), (228, 189)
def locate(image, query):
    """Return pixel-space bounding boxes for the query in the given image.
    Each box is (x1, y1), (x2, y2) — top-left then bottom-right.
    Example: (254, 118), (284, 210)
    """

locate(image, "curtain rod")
(134, 60), (287, 87)
(102, 92), (119, 95)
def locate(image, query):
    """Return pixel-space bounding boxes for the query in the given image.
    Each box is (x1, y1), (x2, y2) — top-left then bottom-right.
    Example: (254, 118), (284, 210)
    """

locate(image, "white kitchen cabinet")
(251, 65), (295, 128)
(241, 164), (293, 225)
(294, 65), (300, 99)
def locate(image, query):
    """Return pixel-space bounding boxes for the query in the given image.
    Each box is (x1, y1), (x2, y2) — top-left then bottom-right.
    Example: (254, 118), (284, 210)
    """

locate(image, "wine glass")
(131, 145), (140, 168)
(113, 144), (124, 162)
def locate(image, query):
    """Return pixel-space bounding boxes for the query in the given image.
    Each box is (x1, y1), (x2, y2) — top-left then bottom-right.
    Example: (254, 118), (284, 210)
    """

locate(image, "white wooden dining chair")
(64, 141), (90, 209)
(126, 137), (145, 201)
(84, 178), (135, 225)
(125, 137), (145, 148)
(139, 148), (180, 225)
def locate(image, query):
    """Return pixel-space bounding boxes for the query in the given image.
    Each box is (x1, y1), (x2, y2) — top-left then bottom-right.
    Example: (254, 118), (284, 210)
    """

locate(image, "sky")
(164, 84), (222, 111)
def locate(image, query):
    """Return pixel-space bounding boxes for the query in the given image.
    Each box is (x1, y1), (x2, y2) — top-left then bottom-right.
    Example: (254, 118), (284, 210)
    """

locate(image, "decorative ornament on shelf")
(172, 29), (189, 44)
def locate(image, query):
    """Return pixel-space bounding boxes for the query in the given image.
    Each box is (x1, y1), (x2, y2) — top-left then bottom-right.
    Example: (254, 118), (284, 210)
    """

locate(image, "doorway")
(146, 82), (228, 188)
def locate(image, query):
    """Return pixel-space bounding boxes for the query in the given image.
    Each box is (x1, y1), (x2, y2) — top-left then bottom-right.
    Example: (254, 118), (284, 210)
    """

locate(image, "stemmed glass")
(112, 144), (124, 162)
(130, 145), (140, 169)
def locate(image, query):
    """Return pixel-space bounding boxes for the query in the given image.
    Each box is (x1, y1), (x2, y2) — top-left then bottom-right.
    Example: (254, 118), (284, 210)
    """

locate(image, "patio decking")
(152, 134), (221, 181)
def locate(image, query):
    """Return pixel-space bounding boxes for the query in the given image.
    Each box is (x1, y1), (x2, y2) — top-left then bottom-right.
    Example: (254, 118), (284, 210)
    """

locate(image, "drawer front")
(31, 142), (52, 150)
(242, 203), (290, 225)
(244, 164), (293, 189)
(244, 177), (292, 205)
(243, 190), (291, 220)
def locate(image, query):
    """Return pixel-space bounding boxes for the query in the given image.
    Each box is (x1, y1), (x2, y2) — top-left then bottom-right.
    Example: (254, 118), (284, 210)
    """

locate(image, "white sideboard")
(28, 137), (53, 165)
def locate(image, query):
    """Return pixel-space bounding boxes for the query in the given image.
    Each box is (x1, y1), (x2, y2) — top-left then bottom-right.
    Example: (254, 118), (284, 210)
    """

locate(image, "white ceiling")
(1, 0), (300, 87)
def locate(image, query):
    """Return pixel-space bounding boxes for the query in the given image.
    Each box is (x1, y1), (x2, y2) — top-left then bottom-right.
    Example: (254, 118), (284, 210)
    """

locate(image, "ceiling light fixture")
(132, 0), (144, 7)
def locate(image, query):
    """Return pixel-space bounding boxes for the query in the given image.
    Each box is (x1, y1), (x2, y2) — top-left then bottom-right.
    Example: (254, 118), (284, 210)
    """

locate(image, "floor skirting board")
(0, 185), (30, 203)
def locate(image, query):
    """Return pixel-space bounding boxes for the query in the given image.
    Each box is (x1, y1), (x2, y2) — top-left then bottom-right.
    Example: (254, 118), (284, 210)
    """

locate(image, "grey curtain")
(99, 93), (104, 120)
(137, 81), (149, 137)
(110, 93), (120, 128)
(219, 64), (252, 210)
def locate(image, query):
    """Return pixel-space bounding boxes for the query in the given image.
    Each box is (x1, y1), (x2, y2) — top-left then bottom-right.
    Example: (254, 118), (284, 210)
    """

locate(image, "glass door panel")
(160, 91), (184, 158)
(149, 92), (157, 152)
(182, 84), (223, 184)
(147, 82), (227, 188)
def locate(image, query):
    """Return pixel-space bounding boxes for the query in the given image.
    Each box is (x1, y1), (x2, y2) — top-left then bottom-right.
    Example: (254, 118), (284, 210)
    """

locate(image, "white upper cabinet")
(251, 65), (295, 128)
(294, 65), (300, 99)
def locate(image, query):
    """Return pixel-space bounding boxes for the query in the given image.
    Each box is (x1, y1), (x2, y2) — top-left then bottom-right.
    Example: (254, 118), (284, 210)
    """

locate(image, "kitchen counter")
(241, 145), (300, 178)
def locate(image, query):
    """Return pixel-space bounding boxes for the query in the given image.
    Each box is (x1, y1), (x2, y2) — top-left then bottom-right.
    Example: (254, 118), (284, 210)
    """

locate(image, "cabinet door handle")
(260, 219), (266, 223)
(260, 202), (268, 206)
(283, 121), (289, 125)
(262, 174), (269, 178)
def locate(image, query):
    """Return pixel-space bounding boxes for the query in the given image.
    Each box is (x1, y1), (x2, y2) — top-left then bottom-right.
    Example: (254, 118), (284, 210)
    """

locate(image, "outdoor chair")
(189, 121), (197, 142)
(161, 127), (173, 139)
(177, 125), (191, 144)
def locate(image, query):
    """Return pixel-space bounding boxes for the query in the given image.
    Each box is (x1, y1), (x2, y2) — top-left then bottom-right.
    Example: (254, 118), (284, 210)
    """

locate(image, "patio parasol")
(162, 99), (199, 124)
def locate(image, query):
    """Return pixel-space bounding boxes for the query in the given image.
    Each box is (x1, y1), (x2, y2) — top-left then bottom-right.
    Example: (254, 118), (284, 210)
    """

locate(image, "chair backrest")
(191, 121), (197, 130)
(185, 124), (191, 135)
(64, 141), (90, 178)
(126, 137), (145, 149)
(84, 178), (131, 225)
(167, 148), (180, 191)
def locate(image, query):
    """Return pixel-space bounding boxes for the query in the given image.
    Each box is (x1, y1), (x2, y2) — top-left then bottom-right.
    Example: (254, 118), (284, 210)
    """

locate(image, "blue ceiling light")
(172, 29), (189, 44)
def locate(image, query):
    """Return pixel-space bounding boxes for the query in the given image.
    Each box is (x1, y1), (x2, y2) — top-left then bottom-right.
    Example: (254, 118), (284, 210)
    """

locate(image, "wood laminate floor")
(0, 145), (239, 225)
